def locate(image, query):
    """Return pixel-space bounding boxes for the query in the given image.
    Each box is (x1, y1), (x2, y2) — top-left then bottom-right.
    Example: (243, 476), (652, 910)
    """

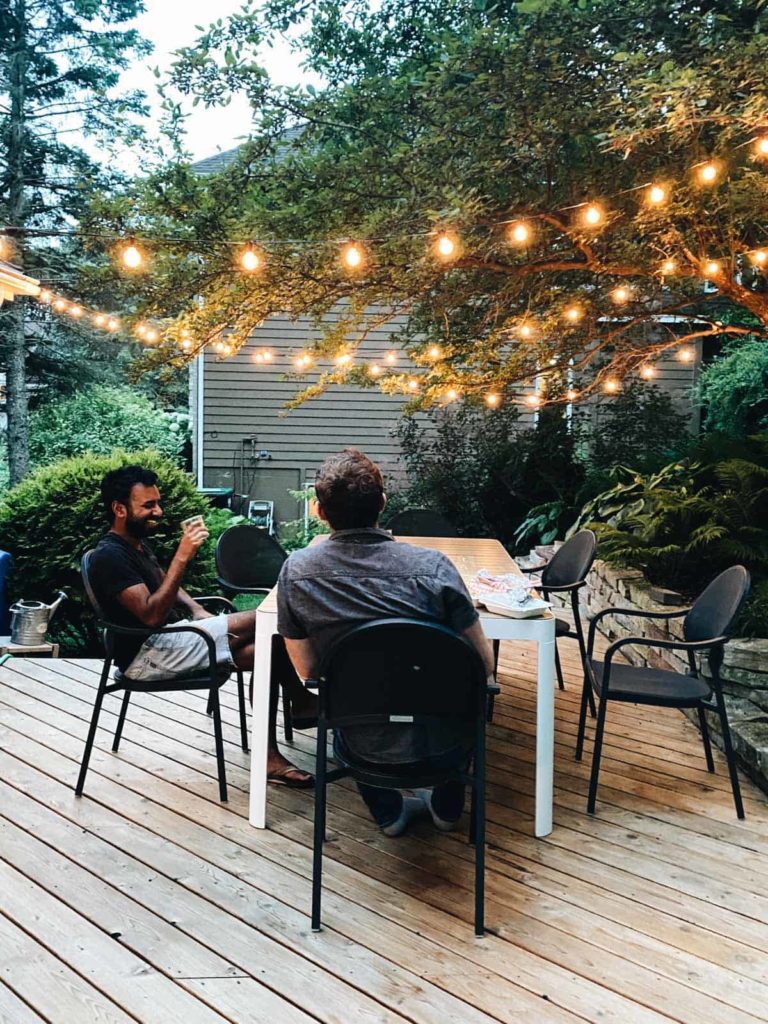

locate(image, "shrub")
(0, 449), (231, 654)
(697, 339), (768, 438)
(278, 486), (330, 552)
(27, 385), (188, 467)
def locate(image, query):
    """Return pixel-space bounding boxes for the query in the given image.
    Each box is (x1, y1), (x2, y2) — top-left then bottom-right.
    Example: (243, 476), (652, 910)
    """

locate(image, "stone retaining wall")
(556, 557), (768, 794)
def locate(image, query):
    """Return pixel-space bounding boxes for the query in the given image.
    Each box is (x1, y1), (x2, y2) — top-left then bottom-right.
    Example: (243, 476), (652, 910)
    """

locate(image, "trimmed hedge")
(0, 449), (232, 654)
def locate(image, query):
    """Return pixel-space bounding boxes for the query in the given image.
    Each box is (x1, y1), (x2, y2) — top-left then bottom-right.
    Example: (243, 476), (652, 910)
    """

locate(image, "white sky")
(122, 0), (318, 162)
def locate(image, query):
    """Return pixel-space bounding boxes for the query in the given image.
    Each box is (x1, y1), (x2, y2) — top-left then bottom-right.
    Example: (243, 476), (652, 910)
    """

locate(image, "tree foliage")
(697, 338), (768, 436)
(91, 0), (768, 413)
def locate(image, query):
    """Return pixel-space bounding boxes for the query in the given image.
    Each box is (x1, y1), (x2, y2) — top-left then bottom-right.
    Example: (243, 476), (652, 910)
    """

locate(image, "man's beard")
(125, 514), (160, 539)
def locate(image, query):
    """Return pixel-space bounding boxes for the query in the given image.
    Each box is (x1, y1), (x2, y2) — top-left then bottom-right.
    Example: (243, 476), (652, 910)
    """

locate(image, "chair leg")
(206, 689), (214, 715)
(75, 663), (111, 796)
(209, 688), (228, 802)
(714, 692), (745, 819)
(575, 672), (592, 761)
(492, 639), (500, 675)
(236, 670), (249, 753)
(473, 740), (486, 938)
(587, 685), (597, 719)
(112, 690), (131, 752)
(587, 695), (609, 814)
(697, 705), (715, 773)
(311, 725), (328, 932)
(486, 640), (500, 723)
(554, 643), (565, 691)
(282, 686), (294, 743)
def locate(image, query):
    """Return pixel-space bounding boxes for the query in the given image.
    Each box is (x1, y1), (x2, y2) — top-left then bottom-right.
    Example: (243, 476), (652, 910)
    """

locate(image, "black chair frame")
(578, 603), (745, 818)
(78, 553), (248, 803)
(215, 525), (297, 741)
(306, 618), (498, 937)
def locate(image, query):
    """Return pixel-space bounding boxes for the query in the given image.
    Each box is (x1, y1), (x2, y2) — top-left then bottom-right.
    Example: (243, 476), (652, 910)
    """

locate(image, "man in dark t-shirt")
(88, 464), (315, 788)
(278, 449), (495, 836)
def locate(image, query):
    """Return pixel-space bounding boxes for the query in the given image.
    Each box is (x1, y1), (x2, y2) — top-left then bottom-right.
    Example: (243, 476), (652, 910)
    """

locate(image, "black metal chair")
(578, 565), (750, 818)
(387, 509), (458, 537)
(77, 550), (249, 803)
(307, 618), (498, 936)
(538, 530), (597, 707)
(214, 523), (298, 738)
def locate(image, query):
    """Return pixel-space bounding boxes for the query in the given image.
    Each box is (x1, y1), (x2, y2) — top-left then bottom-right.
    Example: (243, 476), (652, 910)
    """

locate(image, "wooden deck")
(1, 633), (767, 1024)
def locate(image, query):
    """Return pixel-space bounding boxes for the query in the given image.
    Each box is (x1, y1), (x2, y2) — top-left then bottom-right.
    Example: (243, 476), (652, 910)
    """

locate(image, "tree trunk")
(6, 0), (29, 486)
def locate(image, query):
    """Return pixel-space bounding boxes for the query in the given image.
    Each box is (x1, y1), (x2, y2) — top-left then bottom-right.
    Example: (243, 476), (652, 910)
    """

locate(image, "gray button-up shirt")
(276, 528), (480, 764)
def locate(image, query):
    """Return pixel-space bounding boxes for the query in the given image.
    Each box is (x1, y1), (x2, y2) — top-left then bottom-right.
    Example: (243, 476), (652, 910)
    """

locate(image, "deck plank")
(1, 636), (767, 1024)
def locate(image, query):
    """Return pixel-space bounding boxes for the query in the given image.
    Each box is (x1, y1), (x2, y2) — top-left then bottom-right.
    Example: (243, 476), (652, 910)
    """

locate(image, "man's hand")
(176, 523), (209, 564)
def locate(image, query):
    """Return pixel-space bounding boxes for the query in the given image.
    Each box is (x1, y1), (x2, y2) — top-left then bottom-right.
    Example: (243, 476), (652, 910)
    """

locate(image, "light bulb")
(698, 162), (718, 184)
(436, 234), (456, 258)
(565, 306), (582, 322)
(53, 298), (67, 311)
(525, 394), (540, 408)
(756, 137), (768, 156)
(369, 364), (381, 377)
(385, 351), (397, 364)
(121, 242), (142, 269)
(93, 313), (106, 327)
(583, 204), (603, 227)
(181, 338), (192, 351)
(135, 323), (147, 338)
(445, 388), (459, 401)
(428, 345), (441, 359)
(677, 346), (694, 363)
(407, 378), (419, 391)
(604, 379), (619, 393)
(68, 305), (83, 318)
(39, 289), (52, 303)
(485, 393), (500, 407)
(262, 349), (273, 362)
(648, 184), (666, 205)
(107, 318), (119, 331)
(640, 364), (656, 379)
(336, 353), (352, 366)
(519, 322), (533, 339)
(566, 389), (578, 401)
(510, 221), (531, 244)
(661, 259), (676, 275)
(240, 247), (261, 272)
(703, 260), (721, 278)
(342, 243), (363, 269)
(612, 286), (630, 303)
(146, 328), (159, 343)
(752, 249), (767, 266)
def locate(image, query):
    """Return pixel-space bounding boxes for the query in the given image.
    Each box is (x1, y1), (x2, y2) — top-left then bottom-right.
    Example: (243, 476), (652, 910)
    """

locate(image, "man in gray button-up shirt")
(278, 448), (494, 836)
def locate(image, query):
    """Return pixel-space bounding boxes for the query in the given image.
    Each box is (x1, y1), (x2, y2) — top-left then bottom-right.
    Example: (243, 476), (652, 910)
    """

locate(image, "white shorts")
(124, 615), (235, 682)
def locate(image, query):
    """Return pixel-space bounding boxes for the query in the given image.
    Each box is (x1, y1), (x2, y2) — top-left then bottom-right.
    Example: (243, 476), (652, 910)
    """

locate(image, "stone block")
(647, 585), (686, 606)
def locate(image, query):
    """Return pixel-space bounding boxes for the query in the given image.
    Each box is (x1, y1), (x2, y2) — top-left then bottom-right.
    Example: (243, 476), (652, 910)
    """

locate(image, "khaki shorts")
(124, 615), (235, 682)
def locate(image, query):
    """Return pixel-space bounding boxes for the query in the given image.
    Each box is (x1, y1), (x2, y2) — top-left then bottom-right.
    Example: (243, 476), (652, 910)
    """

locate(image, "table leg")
(248, 622), (274, 828)
(535, 633), (556, 837)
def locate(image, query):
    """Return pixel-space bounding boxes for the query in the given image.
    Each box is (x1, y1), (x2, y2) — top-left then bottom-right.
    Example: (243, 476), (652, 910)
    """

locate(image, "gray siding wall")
(197, 312), (700, 526)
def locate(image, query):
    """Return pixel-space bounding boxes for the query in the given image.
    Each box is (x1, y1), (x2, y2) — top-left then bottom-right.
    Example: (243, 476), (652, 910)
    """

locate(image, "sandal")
(267, 764), (315, 789)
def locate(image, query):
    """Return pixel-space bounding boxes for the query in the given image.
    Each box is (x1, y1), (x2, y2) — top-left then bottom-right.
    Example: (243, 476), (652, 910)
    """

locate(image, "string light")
(751, 249), (767, 266)
(39, 289), (52, 303)
(703, 259), (721, 278)
(640, 363), (656, 379)
(106, 317), (119, 332)
(509, 221), (531, 244)
(369, 363), (381, 377)
(342, 242), (364, 269)
(519, 321), (534, 339)
(135, 323), (148, 338)
(68, 304), (83, 318)
(146, 328), (159, 343)
(181, 338), (193, 351)
(697, 162), (719, 184)
(582, 204), (604, 227)
(604, 379), (620, 393)
(564, 305), (582, 322)
(611, 286), (630, 303)
(647, 184), (667, 205)
(445, 388), (459, 402)
(121, 239), (143, 269)
(335, 352), (352, 366)
(436, 233), (457, 259)
(407, 378), (419, 391)
(755, 137), (768, 157)
(53, 298), (67, 311)
(240, 246), (262, 272)
(525, 394), (540, 409)
(661, 259), (676, 275)
(566, 388), (578, 401)
(428, 345), (441, 359)
(677, 345), (695, 363)
(93, 313), (106, 327)
(294, 352), (313, 369)
(485, 393), (500, 407)
(385, 351), (397, 365)
(261, 349), (273, 362)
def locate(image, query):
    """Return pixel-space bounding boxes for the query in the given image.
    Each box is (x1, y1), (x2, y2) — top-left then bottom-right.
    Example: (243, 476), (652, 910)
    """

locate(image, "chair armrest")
(304, 678), (320, 691)
(215, 577), (271, 596)
(194, 595), (236, 613)
(486, 679), (501, 696)
(586, 605), (691, 656)
(540, 579), (587, 595)
(100, 620), (219, 676)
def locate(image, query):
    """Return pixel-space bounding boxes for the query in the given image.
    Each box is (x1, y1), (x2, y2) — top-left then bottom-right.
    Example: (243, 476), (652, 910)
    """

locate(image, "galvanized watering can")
(9, 591), (66, 645)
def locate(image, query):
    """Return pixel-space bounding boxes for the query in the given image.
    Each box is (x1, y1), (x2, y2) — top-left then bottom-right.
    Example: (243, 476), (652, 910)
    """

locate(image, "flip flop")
(267, 764), (315, 789)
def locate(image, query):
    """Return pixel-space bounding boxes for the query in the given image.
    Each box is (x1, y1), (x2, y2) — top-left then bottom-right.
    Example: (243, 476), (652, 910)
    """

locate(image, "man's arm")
(116, 525), (208, 628)
(175, 586), (214, 620)
(283, 637), (317, 681)
(462, 619), (496, 679)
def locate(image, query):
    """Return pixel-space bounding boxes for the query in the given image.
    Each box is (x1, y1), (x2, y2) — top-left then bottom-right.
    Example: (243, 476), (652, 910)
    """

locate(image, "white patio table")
(248, 535), (556, 837)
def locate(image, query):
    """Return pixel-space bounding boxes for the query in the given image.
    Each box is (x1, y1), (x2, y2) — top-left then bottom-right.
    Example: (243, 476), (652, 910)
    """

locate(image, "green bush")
(697, 339), (768, 438)
(27, 385), (188, 467)
(278, 486), (330, 552)
(0, 448), (234, 654)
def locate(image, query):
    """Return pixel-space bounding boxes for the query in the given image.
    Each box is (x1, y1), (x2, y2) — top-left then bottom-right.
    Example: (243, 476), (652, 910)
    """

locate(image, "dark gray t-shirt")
(277, 528), (479, 762)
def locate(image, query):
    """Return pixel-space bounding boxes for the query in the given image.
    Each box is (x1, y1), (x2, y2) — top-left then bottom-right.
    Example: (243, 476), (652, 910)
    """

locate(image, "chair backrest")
(541, 530), (597, 589)
(215, 524), (287, 591)
(81, 550), (107, 620)
(319, 618), (486, 739)
(387, 509), (458, 537)
(683, 565), (751, 643)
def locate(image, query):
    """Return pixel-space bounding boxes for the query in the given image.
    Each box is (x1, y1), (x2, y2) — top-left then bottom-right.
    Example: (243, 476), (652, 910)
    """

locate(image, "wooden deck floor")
(1, 632), (768, 1024)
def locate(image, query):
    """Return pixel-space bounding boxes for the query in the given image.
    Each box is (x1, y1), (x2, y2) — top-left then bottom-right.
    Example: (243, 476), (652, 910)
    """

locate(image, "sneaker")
(414, 788), (460, 832)
(380, 796), (426, 837)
